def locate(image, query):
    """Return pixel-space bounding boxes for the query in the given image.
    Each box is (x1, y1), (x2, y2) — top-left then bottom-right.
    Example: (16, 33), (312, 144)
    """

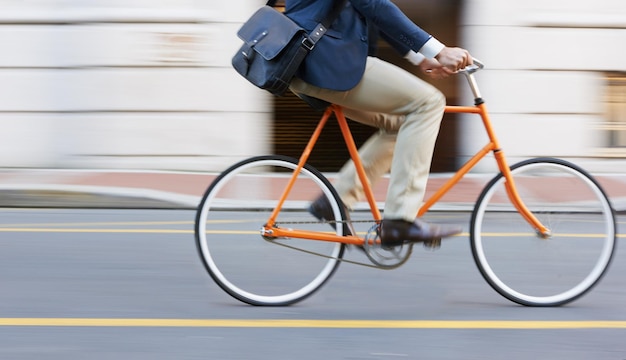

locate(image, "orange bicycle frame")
(263, 63), (550, 244)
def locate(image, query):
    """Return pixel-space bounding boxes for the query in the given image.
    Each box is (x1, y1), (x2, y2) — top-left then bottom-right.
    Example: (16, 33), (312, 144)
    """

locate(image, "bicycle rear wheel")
(471, 158), (616, 306)
(195, 155), (346, 306)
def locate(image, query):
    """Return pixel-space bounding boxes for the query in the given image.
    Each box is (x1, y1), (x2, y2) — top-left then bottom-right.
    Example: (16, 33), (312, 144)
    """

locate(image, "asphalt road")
(1, 208), (625, 360)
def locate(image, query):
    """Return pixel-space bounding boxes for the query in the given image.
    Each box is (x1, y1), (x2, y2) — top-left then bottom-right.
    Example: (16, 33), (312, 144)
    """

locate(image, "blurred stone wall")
(0, 0), (271, 171)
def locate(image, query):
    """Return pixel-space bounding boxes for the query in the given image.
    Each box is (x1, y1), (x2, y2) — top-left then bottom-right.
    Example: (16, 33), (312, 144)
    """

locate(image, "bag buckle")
(301, 37), (315, 51)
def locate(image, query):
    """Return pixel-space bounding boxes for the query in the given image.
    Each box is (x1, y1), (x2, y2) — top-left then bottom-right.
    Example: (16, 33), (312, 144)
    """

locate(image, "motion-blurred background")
(0, 0), (623, 174)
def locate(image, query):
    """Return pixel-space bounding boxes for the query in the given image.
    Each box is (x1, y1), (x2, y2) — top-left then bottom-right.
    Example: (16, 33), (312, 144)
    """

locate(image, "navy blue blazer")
(285, 0), (434, 91)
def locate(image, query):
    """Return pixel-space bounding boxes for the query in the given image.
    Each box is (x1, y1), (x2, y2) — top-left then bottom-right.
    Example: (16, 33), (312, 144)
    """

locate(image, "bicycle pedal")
(423, 237), (441, 250)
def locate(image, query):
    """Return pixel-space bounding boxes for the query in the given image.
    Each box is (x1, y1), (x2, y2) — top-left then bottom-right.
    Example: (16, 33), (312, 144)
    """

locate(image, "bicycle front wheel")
(471, 158), (616, 306)
(195, 155), (346, 306)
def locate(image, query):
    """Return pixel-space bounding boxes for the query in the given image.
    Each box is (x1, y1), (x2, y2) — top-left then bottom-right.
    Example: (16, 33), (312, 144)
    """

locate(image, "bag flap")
(237, 6), (304, 60)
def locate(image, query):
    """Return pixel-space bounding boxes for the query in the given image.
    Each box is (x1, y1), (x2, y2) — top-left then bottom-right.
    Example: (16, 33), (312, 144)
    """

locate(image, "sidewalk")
(0, 168), (625, 212)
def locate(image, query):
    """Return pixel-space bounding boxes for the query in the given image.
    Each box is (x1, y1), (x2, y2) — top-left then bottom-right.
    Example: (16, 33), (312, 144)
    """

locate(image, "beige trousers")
(290, 57), (445, 222)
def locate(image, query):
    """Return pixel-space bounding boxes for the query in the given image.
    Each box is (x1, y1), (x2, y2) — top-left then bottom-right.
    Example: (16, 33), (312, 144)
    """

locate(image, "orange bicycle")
(195, 61), (616, 307)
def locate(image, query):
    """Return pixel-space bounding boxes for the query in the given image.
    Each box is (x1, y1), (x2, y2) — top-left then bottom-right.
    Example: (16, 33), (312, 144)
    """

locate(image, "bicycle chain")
(265, 237), (384, 269)
(275, 219), (375, 226)
(270, 220), (418, 268)
(269, 219), (384, 269)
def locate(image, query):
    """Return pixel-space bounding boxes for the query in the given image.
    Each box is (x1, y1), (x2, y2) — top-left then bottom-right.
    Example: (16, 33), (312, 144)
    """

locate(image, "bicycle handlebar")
(458, 58), (484, 75)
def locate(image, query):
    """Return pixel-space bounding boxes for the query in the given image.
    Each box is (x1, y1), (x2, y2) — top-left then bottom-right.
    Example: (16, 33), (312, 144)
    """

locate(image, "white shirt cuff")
(419, 37), (445, 59)
(404, 50), (425, 65)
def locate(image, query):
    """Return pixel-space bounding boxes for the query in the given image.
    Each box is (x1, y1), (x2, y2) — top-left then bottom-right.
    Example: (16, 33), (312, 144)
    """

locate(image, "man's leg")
(290, 56), (444, 219)
(328, 129), (395, 210)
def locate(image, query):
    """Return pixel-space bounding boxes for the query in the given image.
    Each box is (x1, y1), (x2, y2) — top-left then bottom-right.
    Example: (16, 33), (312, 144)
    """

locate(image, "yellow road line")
(0, 228), (193, 234)
(0, 228), (257, 235)
(1, 318), (626, 329)
(0, 220), (193, 228)
(481, 232), (624, 238)
(0, 219), (258, 228)
(0, 228), (623, 239)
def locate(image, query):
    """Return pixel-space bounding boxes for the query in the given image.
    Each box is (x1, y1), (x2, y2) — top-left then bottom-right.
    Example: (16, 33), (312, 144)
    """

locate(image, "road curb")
(0, 186), (198, 209)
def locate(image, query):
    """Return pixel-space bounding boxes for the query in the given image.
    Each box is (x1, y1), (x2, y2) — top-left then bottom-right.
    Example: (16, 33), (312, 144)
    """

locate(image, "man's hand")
(434, 47), (472, 74)
(418, 58), (450, 79)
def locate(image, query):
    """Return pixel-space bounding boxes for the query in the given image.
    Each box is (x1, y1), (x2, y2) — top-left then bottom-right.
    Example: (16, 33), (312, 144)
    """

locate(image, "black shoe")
(308, 195), (355, 236)
(380, 219), (462, 248)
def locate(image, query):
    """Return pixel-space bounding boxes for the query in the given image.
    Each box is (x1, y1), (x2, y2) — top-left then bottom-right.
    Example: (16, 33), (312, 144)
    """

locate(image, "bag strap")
(304, 0), (349, 49)
(265, 0), (348, 50)
(268, 0), (349, 95)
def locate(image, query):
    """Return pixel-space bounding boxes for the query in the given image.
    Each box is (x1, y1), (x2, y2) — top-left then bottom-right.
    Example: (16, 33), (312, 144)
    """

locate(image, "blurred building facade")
(0, 0), (623, 172)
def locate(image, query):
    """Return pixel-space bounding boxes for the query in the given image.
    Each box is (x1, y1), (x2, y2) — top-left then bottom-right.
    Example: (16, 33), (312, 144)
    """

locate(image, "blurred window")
(603, 73), (626, 154)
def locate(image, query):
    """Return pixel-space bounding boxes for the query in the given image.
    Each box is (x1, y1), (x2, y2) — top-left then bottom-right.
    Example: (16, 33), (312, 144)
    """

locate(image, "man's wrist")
(419, 37), (445, 59)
